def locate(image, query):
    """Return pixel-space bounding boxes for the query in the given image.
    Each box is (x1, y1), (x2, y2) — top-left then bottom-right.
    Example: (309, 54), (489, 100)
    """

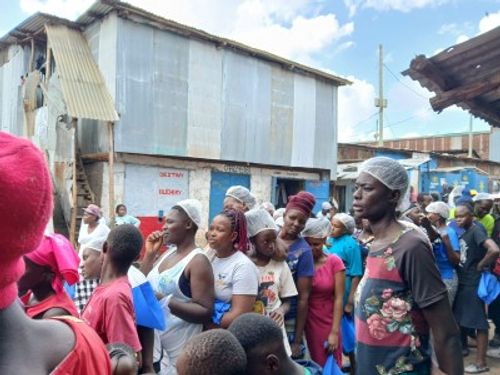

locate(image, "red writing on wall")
(159, 189), (183, 196)
(159, 172), (184, 178)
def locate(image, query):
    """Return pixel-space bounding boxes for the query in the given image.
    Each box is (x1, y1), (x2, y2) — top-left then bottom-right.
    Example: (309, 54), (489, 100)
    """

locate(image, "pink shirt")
(82, 276), (141, 352)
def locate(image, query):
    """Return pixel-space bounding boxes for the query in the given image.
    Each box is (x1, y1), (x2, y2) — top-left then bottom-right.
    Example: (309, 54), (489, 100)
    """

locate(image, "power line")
(350, 111), (379, 129)
(383, 107), (434, 129)
(383, 63), (430, 101)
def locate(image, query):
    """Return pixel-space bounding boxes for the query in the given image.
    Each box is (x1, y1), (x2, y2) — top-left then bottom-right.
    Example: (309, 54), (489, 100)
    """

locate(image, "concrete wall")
(92, 154), (321, 236)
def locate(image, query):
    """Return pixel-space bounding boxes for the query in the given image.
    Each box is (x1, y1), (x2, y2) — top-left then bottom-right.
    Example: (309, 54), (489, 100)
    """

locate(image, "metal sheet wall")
(0, 45), (28, 135)
(291, 75), (316, 168)
(112, 19), (338, 172)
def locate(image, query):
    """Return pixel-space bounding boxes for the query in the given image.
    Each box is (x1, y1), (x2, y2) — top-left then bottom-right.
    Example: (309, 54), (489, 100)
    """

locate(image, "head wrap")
(245, 209), (278, 238)
(83, 204), (103, 219)
(473, 192), (494, 203)
(358, 157), (409, 210)
(286, 191), (316, 217)
(333, 213), (356, 234)
(302, 218), (332, 239)
(226, 186), (257, 210)
(321, 202), (333, 210)
(0, 132), (53, 309)
(26, 233), (80, 293)
(425, 201), (450, 220)
(175, 199), (202, 228)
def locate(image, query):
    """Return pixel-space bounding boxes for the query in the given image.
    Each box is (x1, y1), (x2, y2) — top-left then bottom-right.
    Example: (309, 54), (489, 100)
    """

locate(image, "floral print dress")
(354, 227), (448, 375)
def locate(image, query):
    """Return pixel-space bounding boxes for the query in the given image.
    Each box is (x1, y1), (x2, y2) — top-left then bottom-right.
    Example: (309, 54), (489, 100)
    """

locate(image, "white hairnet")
(175, 199), (202, 228)
(226, 185), (257, 209)
(245, 209), (278, 238)
(302, 218), (332, 239)
(273, 208), (285, 221)
(425, 201), (450, 219)
(260, 201), (275, 212)
(321, 201), (333, 210)
(83, 237), (106, 253)
(275, 216), (284, 228)
(473, 192), (494, 202)
(358, 157), (409, 209)
(333, 213), (356, 234)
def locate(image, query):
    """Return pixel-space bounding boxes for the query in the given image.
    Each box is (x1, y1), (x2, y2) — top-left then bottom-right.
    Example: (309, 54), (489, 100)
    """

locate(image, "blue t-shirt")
(432, 226), (460, 280)
(285, 237), (314, 321)
(326, 234), (363, 305)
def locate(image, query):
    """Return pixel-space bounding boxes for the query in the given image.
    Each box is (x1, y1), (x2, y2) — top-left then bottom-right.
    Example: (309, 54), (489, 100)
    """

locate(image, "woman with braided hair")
(207, 209), (259, 328)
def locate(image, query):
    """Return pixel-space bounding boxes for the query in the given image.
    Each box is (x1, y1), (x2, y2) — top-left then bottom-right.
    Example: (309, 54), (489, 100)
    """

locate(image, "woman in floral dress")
(352, 157), (463, 375)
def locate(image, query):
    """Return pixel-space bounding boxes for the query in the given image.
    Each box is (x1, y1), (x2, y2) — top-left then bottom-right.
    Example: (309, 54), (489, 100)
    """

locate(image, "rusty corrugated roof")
(46, 24), (118, 122)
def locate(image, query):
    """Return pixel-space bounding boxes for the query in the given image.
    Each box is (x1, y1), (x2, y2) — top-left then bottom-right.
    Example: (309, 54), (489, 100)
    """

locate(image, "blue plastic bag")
(341, 315), (355, 354)
(322, 355), (344, 375)
(478, 272), (500, 304)
(212, 300), (231, 325)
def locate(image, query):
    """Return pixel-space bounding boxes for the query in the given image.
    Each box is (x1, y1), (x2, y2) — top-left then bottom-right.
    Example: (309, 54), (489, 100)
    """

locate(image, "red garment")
(21, 291), (79, 319)
(82, 276), (142, 351)
(305, 254), (345, 367)
(286, 191), (316, 217)
(0, 131), (53, 309)
(50, 315), (112, 375)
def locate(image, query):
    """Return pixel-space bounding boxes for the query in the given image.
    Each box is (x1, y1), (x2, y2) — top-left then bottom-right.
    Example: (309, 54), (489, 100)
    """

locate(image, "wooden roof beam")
(466, 99), (500, 127)
(431, 72), (500, 111)
(407, 55), (450, 91)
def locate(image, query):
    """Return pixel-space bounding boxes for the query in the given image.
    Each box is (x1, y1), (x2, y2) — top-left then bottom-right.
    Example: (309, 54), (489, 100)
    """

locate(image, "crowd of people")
(2, 131), (500, 374)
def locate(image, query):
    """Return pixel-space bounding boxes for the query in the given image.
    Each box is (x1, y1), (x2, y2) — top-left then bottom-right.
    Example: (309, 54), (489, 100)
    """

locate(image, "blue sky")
(2, 0), (499, 142)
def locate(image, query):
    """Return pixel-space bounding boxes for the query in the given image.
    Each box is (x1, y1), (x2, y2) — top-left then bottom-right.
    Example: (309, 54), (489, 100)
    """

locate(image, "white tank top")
(147, 247), (206, 373)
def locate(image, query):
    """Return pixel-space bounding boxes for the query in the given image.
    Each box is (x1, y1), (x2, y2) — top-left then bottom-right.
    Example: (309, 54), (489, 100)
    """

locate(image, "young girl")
(207, 209), (259, 328)
(18, 233), (80, 319)
(245, 208), (298, 355)
(303, 218), (345, 367)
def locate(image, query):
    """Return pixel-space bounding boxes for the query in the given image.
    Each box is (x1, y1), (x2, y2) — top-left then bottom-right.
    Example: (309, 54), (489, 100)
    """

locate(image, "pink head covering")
(26, 234), (80, 293)
(84, 204), (102, 218)
(0, 132), (53, 309)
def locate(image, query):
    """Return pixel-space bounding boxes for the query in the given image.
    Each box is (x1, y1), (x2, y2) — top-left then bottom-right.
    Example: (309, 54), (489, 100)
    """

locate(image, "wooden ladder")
(69, 151), (96, 245)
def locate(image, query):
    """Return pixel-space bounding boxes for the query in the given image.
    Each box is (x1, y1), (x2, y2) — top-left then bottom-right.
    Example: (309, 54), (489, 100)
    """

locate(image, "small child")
(82, 225), (143, 355)
(107, 343), (138, 375)
(177, 329), (247, 375)
(245, 209), (298, 356)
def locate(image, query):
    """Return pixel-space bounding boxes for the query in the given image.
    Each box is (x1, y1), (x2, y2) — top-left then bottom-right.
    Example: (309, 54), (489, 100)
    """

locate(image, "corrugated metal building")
(0, 1), (349, 235)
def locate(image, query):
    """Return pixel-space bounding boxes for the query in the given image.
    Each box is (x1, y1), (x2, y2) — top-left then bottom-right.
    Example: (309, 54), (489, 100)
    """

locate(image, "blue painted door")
(209, 171), (251, 222)
(304, 180), (330, 215)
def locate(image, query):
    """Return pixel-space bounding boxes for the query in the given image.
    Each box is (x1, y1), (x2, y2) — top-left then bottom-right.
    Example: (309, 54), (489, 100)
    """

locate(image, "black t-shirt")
(457, 224), (488, 287)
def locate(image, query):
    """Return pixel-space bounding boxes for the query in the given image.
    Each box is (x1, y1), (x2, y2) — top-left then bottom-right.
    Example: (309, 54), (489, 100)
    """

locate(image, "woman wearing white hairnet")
(352, 157), (462, 375)
(224, 185), (257, 213)
(424, 202), (461, 305)
(302, 218), (345, 368)
(141, 199), (215, 374)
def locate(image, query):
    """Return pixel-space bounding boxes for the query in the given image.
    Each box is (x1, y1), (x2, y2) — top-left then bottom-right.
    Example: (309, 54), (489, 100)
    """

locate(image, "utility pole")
(468, 114), (473, 158)
(375, 44), (387, 147)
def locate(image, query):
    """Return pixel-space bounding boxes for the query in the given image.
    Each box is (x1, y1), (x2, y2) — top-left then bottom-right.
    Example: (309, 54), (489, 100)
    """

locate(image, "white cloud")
(479, 10), (500, 34)
(19, 0), (94, 20)
(344, 0), (449, 16)
(438, 23), (458, 35)
(127, 0), (354, 65)
(338, 77), (377, 142)
(455, 34), (469, 44)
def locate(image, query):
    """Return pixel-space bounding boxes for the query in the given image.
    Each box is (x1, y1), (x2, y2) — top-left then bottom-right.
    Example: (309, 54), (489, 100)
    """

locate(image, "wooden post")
(108, 121), (115, 223)
(29, 38), (35, 72)
(70, 118), (78, 246)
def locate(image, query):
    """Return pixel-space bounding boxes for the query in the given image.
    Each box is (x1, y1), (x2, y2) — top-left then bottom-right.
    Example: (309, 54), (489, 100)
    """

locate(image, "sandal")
(465, 364), (489, 373)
